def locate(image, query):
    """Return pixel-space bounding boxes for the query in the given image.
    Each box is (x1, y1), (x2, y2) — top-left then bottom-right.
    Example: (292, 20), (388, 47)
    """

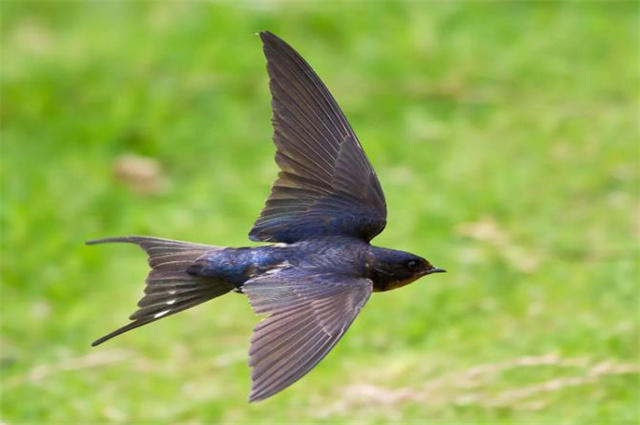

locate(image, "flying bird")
(88, 31), (446, 402)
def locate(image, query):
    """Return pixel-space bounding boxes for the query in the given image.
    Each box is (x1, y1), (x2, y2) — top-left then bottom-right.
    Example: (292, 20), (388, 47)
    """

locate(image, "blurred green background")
(1, 1), (638, 424)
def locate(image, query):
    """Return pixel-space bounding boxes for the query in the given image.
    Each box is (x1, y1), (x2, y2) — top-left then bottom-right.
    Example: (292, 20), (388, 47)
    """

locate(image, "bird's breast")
(372, 276), (419, 292)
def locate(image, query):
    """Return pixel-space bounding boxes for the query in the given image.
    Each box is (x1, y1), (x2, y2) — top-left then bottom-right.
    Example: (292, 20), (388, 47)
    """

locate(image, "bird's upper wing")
(249, 31), (387, 243)
(243, 268), (372, 401)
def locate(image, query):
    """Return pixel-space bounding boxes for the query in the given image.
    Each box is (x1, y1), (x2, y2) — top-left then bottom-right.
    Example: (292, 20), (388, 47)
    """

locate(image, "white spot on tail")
(154, 310), (170, 319)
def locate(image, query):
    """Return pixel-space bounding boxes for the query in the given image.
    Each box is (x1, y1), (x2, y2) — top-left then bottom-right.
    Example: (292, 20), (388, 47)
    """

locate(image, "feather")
(243, 268), (372, 401)
(249, 31), (386, 243)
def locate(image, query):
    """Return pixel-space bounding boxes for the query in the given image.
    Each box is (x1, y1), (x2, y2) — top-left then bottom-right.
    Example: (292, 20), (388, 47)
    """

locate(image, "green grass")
(1, 1), (638, 424)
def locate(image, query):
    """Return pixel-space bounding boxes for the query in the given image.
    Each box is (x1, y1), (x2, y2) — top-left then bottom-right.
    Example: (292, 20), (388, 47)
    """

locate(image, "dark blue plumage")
(88, 31), (445, 402)
(186, 245), (290, 287)
(186, 237), (442, 293)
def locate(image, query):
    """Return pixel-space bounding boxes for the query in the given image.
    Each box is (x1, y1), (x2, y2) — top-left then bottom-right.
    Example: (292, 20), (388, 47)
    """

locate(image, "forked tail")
(87, 236), (235, 346)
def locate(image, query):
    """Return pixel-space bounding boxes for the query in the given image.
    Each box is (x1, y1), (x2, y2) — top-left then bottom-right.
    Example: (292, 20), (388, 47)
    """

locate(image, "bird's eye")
(406, 260), (420, 270)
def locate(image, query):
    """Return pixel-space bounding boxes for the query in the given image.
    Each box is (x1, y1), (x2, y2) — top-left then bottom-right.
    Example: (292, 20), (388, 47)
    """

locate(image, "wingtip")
(248, 391), (266, 403)
(248, 380), (270, 402)
(259, 30), (284, 47)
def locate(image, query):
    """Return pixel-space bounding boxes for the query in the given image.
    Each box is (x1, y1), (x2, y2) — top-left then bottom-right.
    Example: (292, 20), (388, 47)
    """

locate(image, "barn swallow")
(88, 31), (446, 402)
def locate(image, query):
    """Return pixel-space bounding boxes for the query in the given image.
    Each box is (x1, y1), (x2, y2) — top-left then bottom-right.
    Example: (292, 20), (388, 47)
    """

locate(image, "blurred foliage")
(1, 1), (638, 424)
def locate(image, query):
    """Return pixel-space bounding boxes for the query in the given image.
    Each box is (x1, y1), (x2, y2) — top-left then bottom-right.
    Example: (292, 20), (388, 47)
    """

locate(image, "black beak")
(427, 267), (446, 274)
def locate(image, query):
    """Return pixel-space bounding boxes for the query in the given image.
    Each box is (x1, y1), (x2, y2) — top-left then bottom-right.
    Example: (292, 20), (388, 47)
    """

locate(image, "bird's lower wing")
(243, 269), (372, 401)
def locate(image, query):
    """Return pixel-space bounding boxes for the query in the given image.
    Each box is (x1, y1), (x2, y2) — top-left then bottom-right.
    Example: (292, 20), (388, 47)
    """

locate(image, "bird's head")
(368, 246), (445, 292)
